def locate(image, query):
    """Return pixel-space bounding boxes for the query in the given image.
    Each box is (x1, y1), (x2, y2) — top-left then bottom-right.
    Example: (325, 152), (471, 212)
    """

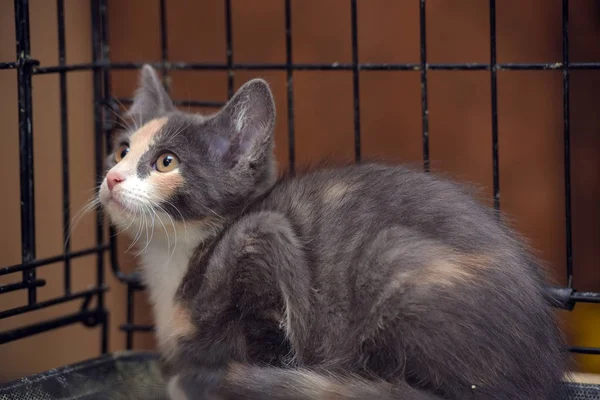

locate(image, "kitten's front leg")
(169, 211), (313, 399)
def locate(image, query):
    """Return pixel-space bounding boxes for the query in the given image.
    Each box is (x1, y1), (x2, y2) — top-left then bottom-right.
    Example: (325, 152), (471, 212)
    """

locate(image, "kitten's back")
(259, 162), (522, 254)
(246, 162), (565, 398)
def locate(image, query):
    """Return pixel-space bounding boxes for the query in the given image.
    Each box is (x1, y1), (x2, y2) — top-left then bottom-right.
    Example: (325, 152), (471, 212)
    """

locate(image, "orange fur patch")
(157, 301), (195, 358)
(113, 117), (168, 174)
(421, 253), (492, 288)
(171, 302), (195, 337)
(152, 169), (185, 201)
(323, 182), (352, 203)
(131, 117), (168, 152)
(226, 362), (246, 380)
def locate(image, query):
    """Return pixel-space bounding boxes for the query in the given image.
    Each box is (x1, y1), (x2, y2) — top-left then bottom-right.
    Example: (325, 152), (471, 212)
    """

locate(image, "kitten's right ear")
(126, 64), (175, 126)
(209, 79), (276, 166)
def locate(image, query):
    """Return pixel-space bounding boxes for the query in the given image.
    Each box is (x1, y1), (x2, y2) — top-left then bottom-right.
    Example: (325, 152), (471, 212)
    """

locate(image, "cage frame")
(1, 0), (599, 361)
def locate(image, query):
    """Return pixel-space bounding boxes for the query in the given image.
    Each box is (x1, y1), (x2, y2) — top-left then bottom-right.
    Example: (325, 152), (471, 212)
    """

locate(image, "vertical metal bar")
(57, 0), (71, 295)
(92, 0), (108, 353)
(285, 0), (295, 174)
(225, 0), (234, 99)
(562, 0), (573, 287)
(126, 284), (135, 349)
(100, 0), (132, 294)
(99, 0), (112, 354)
(101, 311), (109, 354)
(350, 0), (361, 163)
(489, 0), (500, 212)
(159, 0), (169, 89)
(419, 0), (429, 172)
(14, 0), (37, 305)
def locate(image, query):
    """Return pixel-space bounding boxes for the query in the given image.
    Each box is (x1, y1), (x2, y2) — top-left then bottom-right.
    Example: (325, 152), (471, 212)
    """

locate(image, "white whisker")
(205, 206), (225, 221)
(153, 209), (171, 258)
(66, 196), (101, 249)
(105, 99), (136, 134)
(113, 96), (140, 132)
(166, 117), (192, 145)
(154, 202), (178, 260)
(136, 203), (154, 256)
(126, 208), (145, 253)
(135, 205), (150, 256)
(113, 213), (137, 237)
(161, 199), (188, 241)
(140, 207), (157, 254)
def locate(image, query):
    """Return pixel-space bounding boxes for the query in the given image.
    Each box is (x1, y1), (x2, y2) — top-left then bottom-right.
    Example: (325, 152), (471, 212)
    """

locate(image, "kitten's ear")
(126, 64), (175, 126)
(210, 79), (275, 165)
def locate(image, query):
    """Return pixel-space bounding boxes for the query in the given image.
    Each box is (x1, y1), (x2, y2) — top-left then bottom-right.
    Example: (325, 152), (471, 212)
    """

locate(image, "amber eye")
(114, 144), (129, 163)
(155, 153), (179, 172)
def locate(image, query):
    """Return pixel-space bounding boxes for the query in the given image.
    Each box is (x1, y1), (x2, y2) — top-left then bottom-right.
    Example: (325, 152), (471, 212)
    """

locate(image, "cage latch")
(545, 286), (575, 310)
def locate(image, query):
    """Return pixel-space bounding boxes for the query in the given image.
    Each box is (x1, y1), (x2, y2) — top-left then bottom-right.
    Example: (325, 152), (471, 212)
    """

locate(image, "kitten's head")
(98, 65), (276, 237)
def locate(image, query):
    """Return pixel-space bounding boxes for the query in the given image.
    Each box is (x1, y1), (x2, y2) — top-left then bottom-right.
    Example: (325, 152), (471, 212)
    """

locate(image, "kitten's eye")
(115, 144), (129, 163)
(155, 153), (179, 173)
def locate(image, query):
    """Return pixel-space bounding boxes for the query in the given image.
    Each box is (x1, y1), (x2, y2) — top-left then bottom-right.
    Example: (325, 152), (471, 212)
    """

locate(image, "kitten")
(98, 65), (567, 400)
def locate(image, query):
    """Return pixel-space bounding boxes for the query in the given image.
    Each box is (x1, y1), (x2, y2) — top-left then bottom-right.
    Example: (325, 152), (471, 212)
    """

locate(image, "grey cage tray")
(1, 351), (600, 400)
(0, 352), (165, 400)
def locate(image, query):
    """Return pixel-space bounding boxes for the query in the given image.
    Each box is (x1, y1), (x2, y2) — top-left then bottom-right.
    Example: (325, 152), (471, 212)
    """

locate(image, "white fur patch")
(139, 226), (210, 358)
(166, 375), (188, 400)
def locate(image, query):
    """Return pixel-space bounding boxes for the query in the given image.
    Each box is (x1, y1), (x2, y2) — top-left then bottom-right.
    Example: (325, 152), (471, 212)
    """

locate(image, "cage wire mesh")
(1, 0), (600, 398)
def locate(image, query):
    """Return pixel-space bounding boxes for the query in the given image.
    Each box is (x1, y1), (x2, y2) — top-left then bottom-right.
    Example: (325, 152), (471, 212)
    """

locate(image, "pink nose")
(107, 171), (125, 191)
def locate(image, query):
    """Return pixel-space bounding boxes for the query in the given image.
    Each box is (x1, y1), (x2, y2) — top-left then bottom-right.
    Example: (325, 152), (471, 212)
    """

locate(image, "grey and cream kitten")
(98, 65), (567, 400)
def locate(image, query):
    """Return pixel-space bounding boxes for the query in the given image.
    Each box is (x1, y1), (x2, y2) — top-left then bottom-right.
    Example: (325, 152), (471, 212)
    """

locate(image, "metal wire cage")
(1, 0), (600, 397)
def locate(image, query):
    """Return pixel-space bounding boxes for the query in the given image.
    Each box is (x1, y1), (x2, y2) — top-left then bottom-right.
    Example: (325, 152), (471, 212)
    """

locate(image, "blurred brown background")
(1, 0), (600, 381)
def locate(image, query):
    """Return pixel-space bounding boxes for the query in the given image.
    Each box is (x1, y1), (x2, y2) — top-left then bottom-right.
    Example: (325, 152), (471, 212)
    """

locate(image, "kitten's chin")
(100, 196), (125, 214)
(100, 197), (132, 228)
(103, 203), (140, 237)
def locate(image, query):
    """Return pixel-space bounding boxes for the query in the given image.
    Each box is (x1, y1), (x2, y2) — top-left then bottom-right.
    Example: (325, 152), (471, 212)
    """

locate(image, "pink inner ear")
(238, 124), (261, 155)
(210, 136), (231, 157)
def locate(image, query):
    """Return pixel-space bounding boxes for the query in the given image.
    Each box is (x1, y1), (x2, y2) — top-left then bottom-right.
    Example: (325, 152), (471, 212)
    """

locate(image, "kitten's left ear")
(126, 64), (175, 126)
(210, 79), (276, 165)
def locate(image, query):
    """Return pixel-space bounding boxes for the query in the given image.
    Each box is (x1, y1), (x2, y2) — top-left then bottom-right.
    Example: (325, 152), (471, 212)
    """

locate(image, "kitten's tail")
(174, 364), (442, 400)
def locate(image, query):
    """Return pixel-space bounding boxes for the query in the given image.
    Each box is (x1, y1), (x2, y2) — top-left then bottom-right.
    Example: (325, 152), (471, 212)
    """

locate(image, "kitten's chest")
(140, 244), (194, 354)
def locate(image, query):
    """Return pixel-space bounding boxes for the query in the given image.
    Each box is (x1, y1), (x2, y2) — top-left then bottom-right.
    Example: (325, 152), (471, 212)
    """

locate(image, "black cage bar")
(1, 0), (599, 364)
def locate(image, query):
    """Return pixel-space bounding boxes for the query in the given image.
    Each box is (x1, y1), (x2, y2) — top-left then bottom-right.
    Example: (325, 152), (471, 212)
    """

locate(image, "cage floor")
(1, 351), (600, 400)
(0, 351), (165, 400)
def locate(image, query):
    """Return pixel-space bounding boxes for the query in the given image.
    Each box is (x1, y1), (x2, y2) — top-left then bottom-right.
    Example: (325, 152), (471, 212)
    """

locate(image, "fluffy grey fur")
(108, 65), (567, 399)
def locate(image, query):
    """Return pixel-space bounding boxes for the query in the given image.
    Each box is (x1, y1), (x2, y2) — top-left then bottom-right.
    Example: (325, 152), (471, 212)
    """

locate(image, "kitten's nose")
(107, 171), (125, 191)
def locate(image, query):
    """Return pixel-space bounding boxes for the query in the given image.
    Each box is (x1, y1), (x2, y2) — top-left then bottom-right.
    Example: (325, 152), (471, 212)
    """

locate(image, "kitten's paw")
(166, 375), (188, 400)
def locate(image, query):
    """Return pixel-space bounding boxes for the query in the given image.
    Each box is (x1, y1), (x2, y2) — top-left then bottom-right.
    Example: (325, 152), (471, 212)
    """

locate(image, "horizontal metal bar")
(32, 61), (600, 75)
(0, 309), (103, 344)
(34, 63), (95, 73)
(569, 346), (600, 355)
(0, 286), (107, 319)
(115, 97), (225, 108)
(570, 62), (600, 70)
(496, 63), (565, 70)
(0, 244), (109, 276)
(119, 323), (154, 332)
(428, 63), (486, 71)
(0, 279), (45, 294)
(175, 99), (225, 108)
(546, 286), (600, 310)
(0, 62), (17, 69)
(570, 292), (600, 303)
